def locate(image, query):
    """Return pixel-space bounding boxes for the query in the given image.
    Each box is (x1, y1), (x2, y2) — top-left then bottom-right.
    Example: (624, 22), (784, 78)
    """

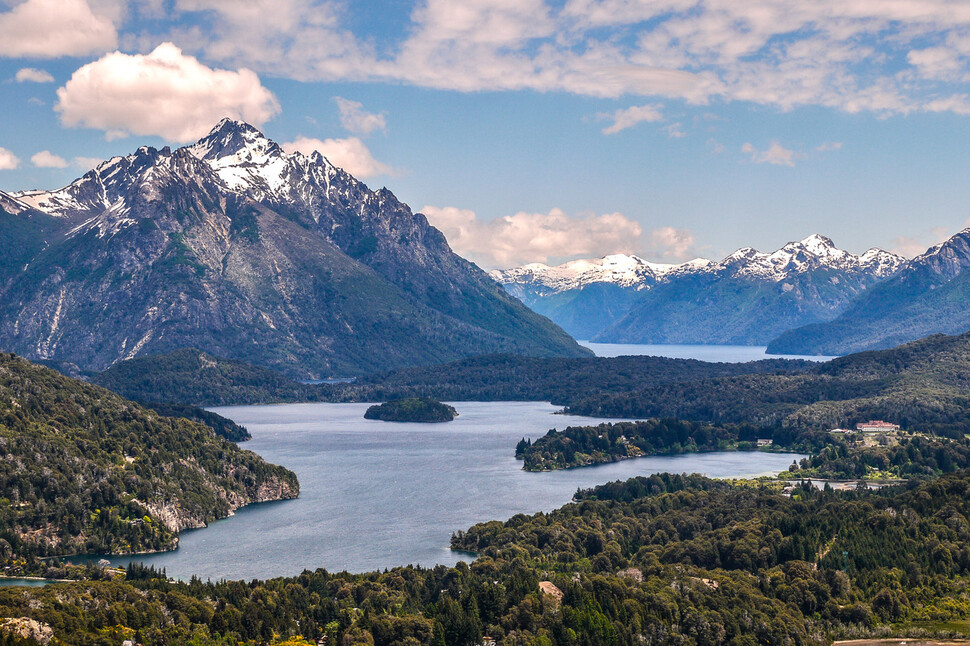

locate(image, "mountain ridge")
(767, 227), (970, 355)
(494, 235), (905, 343)
(0, 119), (588, 377)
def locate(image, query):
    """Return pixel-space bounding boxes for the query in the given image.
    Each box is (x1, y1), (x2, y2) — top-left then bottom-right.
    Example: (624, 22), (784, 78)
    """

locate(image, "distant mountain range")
(768, 229), (970, 355)
(0, 119), (587, 377)
(494, 234), (906, 345)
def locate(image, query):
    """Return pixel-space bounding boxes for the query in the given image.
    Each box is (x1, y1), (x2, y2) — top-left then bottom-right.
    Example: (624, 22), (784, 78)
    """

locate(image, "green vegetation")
(565, 332), (970, 435)
(515, 419), (811, 471)
(0, 353), (298, 562)
(364, 398), (458, 423)
(144, 403), (251, 441)
(6, 473), (970, 644)
(787, 434), (970, 480)
(92, 348), (320, 406)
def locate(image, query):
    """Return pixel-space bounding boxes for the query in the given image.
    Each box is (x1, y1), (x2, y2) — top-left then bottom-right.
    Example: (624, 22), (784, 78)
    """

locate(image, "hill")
(0, 119), (587, 378)
(567, 331), (970, 435)
(0, 353), (298, 559)
(768, 229), (970, 355)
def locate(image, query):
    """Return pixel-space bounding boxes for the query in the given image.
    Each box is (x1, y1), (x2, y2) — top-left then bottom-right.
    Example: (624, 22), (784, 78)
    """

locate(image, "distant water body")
(579, 341), (838, 363)
(78, 402), (805, 581)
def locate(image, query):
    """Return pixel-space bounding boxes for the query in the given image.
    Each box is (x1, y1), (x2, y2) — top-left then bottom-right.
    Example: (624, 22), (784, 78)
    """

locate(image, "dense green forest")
(83, 334), (970, 443)
(564, 333), (970, 434)
(6, 473), (970, 644)
(515, 419), (828, 471)
(91, 348), (321, 406)
(88, 348), (813, 406)
(0, 354), (298, 560)
(364, 398), (458, 423)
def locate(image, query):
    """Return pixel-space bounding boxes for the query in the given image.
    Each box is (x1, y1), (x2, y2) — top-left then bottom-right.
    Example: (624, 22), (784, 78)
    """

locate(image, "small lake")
(579, 342), (838, 363)
(79, 402), (805, 581)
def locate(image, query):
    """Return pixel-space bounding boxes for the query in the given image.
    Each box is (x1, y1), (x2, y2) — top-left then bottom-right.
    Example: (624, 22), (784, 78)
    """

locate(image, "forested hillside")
(0, 354), (298, 559)
(5, 473), (970, 644)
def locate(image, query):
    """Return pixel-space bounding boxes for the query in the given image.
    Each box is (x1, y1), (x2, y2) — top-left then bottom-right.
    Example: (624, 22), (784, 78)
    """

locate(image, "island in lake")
(364, 397), (458, 422)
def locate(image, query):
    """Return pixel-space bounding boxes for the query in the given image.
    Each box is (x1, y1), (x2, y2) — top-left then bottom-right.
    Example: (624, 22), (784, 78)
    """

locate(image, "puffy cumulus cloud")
(54, 43), (280, 143)
(30, 151), (68, 168)
(15, 67), (54, 83)
(421, 205), (645, 268)
(0, 0), (116, 58)
(281, 136), (396, 179)
(335, 97), (386, 135)
(600, 103), (663, 134)
(648, 226), (697, 261)
(742, 141), (797, 167)
(0, 148), (19, 170)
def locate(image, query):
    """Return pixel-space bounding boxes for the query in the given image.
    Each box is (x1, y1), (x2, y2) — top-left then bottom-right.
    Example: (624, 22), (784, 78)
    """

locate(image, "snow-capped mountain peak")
(496, 236), (906, 292)
(187, 118), (283, 167)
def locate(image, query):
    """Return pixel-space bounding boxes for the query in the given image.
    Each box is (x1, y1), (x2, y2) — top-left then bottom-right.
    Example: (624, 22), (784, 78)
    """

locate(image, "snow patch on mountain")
(495, 235), (906, 292)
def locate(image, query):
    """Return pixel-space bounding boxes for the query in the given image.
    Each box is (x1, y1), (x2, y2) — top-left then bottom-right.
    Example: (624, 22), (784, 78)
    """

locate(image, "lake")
(579, 341), (838, 363)
(77, 402), (805, 581)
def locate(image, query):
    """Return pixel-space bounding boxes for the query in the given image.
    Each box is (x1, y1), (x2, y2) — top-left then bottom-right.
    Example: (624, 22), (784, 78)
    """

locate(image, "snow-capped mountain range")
(493, 235), (904, 292)
(493, 235), (907, 345)
(0, 119), (586, 375)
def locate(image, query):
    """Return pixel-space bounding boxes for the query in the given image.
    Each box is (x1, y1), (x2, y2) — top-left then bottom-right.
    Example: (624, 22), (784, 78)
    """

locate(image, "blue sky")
(2, 0), (970, 268)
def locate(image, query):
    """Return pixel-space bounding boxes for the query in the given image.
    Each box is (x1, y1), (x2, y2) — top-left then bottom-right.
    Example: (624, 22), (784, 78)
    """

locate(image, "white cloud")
(334, 97), (386, 135)
(55, 43), (280, 143)
(0, 148), (19, 170)
(663, 122), (686, 138)
(892, 226), (954, 258)
(649, 226), (696, 260)
(907, 47), (964, 81)
(0, 0), (117, 58)
(816, 141), (843, 152)
(72, 156), (103, 170)
(27, 97), (44, 106)
(281, 136), (395, 179)
(600, 103), (664, 134)
(153, 0), (970, 116)
(15, 67), (54, 83)
(706, 138), (725, 154)
(421, 205), (648, 268)
(741, 141), (797, 167)
(30, 151), (68, 168)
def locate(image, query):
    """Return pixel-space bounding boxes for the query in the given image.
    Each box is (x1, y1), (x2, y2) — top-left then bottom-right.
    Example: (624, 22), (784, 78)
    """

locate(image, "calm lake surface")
(81, 402), (805, 581)
(579, 341), (838, 363)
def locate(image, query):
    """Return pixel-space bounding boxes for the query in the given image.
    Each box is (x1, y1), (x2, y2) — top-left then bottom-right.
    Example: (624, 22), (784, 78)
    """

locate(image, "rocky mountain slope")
(0, 353), (298, 556)
(768, 228), (970, 355)
(0, 119), (586, 377)
(494, 235), (904, 344)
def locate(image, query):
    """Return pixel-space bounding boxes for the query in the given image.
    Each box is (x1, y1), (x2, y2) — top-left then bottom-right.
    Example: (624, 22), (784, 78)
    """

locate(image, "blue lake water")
(579, 341), (838, 363)
(78, 402), (805, 581)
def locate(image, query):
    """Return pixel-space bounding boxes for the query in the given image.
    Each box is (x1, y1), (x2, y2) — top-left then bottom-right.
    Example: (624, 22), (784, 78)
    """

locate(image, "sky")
(2, 0), (970, 269)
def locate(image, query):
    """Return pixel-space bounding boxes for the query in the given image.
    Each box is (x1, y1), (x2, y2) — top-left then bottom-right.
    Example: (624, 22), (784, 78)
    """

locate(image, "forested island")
(364, 398), (458, 423)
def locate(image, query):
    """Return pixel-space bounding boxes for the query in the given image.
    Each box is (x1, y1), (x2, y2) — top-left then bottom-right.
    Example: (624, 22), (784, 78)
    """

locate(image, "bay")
(579, 341), (838, 363)
(81, 402), (805, 581)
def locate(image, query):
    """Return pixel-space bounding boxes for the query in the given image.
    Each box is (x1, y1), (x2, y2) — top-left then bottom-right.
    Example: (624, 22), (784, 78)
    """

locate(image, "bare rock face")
(0, 617), (54, 645)
(0, 120), (586, 378)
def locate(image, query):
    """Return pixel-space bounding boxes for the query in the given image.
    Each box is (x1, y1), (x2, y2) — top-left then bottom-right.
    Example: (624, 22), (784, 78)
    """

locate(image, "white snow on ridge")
(495, 235), (907, 293)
